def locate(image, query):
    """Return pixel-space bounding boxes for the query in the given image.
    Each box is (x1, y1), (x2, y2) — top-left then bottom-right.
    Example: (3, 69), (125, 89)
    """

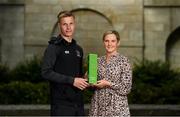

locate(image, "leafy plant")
(10, 57), (43, 83)
(128, 60), (180, 104)
(0, 63), (10, 83)
(0, 81), (49, 104)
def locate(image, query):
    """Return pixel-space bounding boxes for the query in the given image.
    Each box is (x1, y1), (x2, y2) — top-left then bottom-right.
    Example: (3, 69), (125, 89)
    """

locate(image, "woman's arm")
(109, 58), (132, 95)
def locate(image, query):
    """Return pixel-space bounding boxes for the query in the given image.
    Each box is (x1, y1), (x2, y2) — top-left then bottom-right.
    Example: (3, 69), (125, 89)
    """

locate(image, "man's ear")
(58, 22), (60, 29)
(118, 41), (120, 46)
(58, 22), (61, 32)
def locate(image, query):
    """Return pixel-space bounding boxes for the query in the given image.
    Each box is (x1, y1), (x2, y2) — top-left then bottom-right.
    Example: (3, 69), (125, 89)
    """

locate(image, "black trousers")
(51, 103), (85, 116)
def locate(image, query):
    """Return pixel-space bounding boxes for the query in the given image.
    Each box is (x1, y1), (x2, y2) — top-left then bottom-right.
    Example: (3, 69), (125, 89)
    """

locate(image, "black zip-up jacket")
(41, 35), (84, 105)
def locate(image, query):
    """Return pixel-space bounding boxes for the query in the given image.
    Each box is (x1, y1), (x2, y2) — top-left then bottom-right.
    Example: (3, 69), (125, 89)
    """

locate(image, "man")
(41, 11), (89, 116)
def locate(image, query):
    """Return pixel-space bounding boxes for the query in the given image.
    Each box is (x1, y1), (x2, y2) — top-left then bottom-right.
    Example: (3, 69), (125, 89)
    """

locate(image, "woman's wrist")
(105, 81), (111, 87)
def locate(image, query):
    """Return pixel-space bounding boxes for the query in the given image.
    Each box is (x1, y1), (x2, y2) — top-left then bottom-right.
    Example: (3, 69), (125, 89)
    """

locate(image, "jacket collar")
(49, 35), (76, 46)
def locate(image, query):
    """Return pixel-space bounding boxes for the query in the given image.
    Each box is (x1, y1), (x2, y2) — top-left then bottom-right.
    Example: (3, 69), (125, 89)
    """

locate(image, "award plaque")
(87, 54), (97, 84)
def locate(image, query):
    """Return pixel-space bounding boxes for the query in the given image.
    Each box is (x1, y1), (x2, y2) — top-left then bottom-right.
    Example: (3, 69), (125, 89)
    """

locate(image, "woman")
(89, 30), (132, 116)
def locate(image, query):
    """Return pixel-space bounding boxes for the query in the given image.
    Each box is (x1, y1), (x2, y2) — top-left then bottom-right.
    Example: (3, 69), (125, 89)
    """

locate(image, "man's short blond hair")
(57, 11), (75, 22)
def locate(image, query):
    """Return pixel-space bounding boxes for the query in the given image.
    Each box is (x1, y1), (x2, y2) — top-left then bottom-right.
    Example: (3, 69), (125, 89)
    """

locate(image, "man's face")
(59, 16), (75, 38)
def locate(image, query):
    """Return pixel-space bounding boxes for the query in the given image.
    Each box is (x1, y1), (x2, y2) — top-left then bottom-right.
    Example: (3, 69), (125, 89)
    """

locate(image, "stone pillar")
(0, 1), (24, 68)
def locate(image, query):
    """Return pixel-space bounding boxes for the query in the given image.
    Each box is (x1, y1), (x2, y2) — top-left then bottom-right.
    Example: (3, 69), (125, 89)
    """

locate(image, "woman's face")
(103, 33), (119, 54)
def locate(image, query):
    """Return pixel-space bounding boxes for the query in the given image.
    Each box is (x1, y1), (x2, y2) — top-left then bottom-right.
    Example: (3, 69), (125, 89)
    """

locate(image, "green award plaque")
(87, 54), (97, 84)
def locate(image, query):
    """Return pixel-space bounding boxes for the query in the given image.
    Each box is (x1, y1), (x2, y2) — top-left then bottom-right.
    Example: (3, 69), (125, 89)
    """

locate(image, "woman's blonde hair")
(102, 30), (120, 42)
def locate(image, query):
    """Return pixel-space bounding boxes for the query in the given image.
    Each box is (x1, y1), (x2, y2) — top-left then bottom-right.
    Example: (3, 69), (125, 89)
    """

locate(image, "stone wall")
(144, 0), (180, 68)
(0, 1), (24, 68)
(24, 0), (143, 63)
(0, 0), (180, 68)
(0, 104), (180, 116)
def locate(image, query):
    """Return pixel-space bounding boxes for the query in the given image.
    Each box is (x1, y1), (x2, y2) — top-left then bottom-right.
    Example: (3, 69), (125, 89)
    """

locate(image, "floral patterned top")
(89, 54), (132, 116)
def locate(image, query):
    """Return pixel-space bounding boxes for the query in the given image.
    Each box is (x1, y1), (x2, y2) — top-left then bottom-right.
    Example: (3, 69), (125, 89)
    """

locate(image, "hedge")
(0, 81), (49, 104)
(0, 58), (180, 104)
(10, 57), (43, 83)
(128, 60), (180, 104)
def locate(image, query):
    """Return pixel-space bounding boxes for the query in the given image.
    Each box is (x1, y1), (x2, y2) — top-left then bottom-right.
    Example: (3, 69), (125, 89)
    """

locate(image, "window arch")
(51, 8), (113, 57)
(166, 26), (180, 69)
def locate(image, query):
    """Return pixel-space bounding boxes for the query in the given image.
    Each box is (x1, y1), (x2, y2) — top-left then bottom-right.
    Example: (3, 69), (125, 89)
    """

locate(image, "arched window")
(166, 26), (180, 69)
(51, 8), (113, 58)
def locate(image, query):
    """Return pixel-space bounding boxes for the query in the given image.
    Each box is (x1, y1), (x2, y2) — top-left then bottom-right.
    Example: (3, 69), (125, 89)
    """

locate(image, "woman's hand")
(93, 79), (111, 89)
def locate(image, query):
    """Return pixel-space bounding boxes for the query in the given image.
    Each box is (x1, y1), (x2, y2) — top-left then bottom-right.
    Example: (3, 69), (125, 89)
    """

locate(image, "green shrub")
(0, 63), (10, 83)
(1, 57), (180, 104)
(0, 81), (49, 104)
(10, 57), (43, 83)
(128, 60), (180, 104)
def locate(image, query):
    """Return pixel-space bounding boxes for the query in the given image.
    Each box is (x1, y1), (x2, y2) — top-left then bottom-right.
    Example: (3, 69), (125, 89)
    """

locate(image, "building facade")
(0, 0), (180, 69)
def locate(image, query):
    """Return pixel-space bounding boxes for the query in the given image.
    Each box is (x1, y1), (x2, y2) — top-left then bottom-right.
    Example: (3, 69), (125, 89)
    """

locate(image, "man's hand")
(84, 72), (88, 80)
(73, 77), (89, 90)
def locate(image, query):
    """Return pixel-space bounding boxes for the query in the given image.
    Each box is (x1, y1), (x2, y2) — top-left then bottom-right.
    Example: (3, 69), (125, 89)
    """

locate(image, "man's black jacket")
(41, 35), (84, 105)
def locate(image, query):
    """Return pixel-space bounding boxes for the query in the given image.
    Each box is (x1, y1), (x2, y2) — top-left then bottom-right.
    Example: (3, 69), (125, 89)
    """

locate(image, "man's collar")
(59, 35), (76, 46)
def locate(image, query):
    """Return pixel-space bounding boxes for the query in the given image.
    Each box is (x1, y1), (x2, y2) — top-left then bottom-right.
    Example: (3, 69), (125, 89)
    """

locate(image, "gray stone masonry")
(0, 104), (180, 116)
(0, 0), (180, 69)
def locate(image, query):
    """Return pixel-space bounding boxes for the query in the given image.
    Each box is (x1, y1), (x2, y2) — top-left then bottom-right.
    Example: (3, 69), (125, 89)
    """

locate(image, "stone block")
(32, 0), (58, 5)
(144, 0), (180, 6)
(144, 8), (170, 23)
